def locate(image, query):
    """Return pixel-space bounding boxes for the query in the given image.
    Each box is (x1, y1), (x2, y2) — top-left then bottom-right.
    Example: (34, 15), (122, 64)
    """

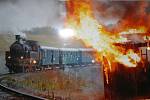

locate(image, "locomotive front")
(5, 35), (40, 73)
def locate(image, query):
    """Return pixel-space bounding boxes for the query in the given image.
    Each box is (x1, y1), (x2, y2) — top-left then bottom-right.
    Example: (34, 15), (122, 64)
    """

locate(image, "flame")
(120, 27), (147, 35)
(65, 0), (141, 68)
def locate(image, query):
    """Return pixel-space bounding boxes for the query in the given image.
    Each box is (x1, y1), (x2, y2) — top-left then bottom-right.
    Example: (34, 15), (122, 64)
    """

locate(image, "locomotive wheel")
(8, 65), (13, 73)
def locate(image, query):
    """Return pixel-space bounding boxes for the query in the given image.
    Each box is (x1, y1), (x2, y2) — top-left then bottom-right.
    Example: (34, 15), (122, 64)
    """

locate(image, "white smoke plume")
(0, 0), (64, 35)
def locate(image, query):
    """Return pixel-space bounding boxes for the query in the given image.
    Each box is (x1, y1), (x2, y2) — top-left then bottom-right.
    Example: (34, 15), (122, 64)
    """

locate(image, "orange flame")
(65, 0), (142, 68)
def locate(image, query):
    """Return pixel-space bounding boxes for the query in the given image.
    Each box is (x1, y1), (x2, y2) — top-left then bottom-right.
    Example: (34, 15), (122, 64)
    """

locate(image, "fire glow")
(65, 0), (144, 68)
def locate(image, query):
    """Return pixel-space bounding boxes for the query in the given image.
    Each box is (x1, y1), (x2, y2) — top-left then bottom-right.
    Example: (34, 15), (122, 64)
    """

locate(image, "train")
(103, 41), (150, 99)
(5, 35), (96, 73)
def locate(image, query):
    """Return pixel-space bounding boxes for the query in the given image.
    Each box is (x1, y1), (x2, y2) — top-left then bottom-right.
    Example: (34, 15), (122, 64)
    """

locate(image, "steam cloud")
(0, 0), (64, 35)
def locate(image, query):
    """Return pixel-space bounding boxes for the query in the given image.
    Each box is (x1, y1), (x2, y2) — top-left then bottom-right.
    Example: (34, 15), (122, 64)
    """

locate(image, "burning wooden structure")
(103, 40), (150, 99)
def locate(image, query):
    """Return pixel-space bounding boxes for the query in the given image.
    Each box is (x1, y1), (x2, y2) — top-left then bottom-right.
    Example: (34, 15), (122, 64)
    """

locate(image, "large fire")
(65, 0), (146, 68)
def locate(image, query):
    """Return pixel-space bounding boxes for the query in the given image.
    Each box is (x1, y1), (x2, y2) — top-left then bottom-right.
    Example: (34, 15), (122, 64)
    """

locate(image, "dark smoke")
(93, 0), (150, 33)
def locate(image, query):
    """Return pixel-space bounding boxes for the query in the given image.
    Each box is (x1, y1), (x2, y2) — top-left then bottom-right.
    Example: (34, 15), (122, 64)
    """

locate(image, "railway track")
(0, 73), (48, 100)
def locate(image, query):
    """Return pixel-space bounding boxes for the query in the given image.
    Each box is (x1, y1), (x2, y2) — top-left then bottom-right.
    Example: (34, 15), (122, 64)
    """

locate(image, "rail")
(0, 73), (48, 100)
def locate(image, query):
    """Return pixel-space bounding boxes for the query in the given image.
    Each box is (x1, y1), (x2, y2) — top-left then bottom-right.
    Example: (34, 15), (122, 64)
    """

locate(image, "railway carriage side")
(60, 48), (81, 66)
(60, 48), (96, 66)
(80, 49), (96, 65)
(40, 46), (60, 69)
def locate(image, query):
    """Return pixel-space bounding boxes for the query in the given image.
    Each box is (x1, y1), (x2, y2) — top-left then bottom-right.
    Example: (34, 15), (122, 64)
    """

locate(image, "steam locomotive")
(5, 35), (96, 73)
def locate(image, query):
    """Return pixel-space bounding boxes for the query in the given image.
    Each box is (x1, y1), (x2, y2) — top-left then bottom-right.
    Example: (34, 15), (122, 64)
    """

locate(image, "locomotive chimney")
(15, 35), (21, 41)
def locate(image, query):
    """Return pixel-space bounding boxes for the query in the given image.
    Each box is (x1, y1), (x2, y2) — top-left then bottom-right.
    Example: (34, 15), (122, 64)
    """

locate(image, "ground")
(1, 65), (104, 100)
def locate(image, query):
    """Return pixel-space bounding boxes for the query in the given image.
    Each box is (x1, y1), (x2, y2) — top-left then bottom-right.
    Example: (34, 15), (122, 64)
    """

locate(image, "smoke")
(93, 0), (150, 33)
(0, 0), (63, 35)
(93, 0), (125, 26)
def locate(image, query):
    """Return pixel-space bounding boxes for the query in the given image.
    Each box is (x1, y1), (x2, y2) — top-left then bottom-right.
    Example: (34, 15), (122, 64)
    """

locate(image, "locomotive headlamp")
(8, 56), (11, 59)
(33, 60), (37, 64)
(20, 56), (24, 59)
